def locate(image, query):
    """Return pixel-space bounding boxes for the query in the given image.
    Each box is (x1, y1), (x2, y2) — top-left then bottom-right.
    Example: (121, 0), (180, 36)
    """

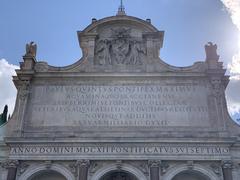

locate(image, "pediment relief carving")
(94, 27), (147, 66)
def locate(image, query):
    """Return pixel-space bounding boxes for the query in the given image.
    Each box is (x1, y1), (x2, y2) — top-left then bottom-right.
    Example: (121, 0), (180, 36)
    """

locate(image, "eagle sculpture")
(25, 41), (37, 57)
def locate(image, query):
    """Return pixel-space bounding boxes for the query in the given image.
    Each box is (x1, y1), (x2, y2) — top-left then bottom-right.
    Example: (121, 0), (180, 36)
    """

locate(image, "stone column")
(222, 161), (233, 180)
(77, 160), (90, 180)
(3, 160), (19, 180)
(149, 160), (160, 180)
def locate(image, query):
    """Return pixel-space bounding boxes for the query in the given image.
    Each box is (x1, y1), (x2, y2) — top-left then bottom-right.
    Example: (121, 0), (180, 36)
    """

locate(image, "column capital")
(1, 160), (19, 169)
(148, 160), (161, 168)
(77, 160), (90, 167)
(222, 161), (233, 169)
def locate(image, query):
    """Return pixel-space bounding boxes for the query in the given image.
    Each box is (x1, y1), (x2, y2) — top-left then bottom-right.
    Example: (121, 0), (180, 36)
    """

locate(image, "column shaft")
(79, 165), (88, 180)
(7, 167), (17, 180)
(77, 160), (89, 180)
(222, 161), (233, 180)
(223, 168), (233, 180)
(150, 166), (160, 180)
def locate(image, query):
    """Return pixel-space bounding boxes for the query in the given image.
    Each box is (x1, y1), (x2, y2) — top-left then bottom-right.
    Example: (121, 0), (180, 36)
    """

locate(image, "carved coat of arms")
(95, 28), (146, 65)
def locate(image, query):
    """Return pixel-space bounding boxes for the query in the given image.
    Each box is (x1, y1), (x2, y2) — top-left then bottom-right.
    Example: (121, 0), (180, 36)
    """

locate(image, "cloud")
(220, 0), (240, 29)
(228, 52), (240, 74)
(0, 59), (19, 115)
(221, 0), (240, 121)
(226, 75), (240, 115)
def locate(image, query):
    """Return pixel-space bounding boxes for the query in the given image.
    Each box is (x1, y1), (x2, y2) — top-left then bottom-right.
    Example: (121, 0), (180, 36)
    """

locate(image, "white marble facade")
(0, 11), (240, 180)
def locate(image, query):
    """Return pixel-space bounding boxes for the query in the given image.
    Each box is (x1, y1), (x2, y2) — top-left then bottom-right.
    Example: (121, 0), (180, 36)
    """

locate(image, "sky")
(0, 0), (240, 124)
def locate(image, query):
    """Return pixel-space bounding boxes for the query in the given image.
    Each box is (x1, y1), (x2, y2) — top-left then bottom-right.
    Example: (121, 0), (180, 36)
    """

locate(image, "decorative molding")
(69, 162), (78, 177)
(210, 77), (224, 98)
(17, 162), (29, 176)
(34, 62), (49, 72)
(44, 160), (52, 169)
(89, 162), (99, 175)
(116, 160), (123, 170)
(19, 81), (30, 100)
(139, 162), (149, 175)
(160, 161), (169, 174)
(210, 163), (221, 176)
(187, 160), (194, 170)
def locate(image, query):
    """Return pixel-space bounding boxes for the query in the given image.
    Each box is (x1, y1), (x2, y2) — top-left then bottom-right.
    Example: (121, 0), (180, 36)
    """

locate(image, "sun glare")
(221, 0), (240, 75)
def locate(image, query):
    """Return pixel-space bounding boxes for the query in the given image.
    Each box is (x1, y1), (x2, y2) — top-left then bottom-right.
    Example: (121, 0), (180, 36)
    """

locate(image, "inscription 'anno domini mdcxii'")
(10, 145), (229, 156)
(28, 84), (209, 127)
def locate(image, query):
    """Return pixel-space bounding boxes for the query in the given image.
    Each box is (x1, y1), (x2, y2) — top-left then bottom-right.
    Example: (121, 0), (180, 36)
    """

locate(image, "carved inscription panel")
(26, 83), (210, 128)
(10, 144), (229, 158)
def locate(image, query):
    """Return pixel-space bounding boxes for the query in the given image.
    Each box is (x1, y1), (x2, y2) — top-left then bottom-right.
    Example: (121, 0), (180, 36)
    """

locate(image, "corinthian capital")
(222, 161), (233, 169)
(148, 160), (160, 168)
(1, 160), (19, 169)
(77, 160), (90, 167)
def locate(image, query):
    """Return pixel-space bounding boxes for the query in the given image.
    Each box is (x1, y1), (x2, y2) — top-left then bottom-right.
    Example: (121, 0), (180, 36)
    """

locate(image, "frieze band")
(9, 144), (230, 157)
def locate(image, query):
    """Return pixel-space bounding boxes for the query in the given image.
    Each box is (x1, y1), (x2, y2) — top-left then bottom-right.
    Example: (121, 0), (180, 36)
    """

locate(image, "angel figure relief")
(128, 41), (146, 65)
(95, 39), (112, 65)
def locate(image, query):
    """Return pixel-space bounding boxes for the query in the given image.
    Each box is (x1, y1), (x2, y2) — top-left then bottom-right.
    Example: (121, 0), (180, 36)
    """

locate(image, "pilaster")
(149, 160), (160, 180)
(77, 160), (90, 180)
(2, 160), (19, 180)
(222, 161), (233, 180)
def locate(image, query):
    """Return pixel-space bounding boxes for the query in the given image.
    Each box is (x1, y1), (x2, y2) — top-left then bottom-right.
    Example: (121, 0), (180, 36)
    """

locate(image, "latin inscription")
(28, 84), (209, 127)
(10, 145), (229, 156)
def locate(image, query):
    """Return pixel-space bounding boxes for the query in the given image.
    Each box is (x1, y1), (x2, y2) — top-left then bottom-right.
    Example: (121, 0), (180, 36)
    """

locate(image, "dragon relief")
(94, 27), (146, 65)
